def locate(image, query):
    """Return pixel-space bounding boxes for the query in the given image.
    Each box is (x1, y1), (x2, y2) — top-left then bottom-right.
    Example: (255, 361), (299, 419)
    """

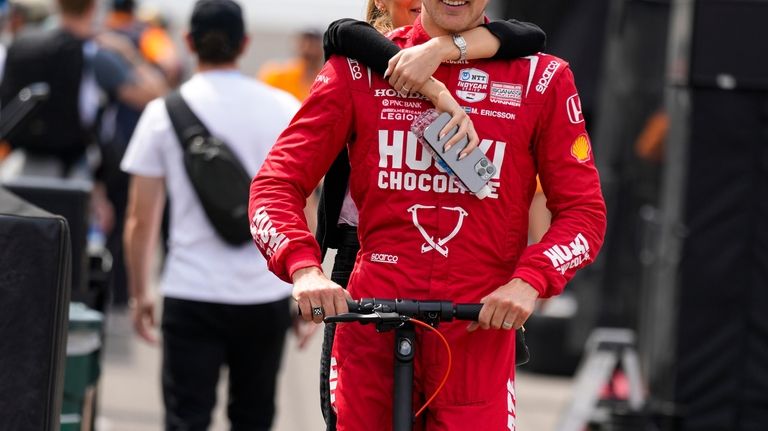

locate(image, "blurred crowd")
(0, 0), (324, 429)
(0, 0), (326, 307)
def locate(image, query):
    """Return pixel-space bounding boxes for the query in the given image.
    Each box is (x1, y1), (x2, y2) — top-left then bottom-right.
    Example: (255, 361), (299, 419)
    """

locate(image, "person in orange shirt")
(257, 29), (324, 102)
(257, 29), (325, 235)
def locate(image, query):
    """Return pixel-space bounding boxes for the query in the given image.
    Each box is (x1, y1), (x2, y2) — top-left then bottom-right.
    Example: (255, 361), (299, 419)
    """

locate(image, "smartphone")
(422, 112), (495, 197)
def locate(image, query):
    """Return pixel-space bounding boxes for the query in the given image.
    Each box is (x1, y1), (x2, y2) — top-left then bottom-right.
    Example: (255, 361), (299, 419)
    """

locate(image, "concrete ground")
(96, 252), (575, 430)
(96, 310), (575, 431)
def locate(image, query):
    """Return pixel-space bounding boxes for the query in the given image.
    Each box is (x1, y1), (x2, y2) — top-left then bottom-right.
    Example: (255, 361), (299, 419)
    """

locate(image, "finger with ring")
(312, 306), (324, 317)
(502, 321), (514, 330)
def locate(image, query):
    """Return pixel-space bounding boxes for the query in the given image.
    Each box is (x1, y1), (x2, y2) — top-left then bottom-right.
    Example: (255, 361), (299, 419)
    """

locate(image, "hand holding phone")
(411, 110), (495, 199)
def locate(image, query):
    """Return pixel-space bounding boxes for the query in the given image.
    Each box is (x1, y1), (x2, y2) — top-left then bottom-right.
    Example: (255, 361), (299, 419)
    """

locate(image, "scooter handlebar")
(343, 298), (482, 322)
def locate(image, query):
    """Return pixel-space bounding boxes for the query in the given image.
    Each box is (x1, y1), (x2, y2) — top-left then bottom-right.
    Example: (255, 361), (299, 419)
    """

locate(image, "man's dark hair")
(57, 0), (95, 15)
(193, 31), (241, 64)
(299, 29), (323, 40)
(189, 0), (245, 64)
(112, 0), (135, 13)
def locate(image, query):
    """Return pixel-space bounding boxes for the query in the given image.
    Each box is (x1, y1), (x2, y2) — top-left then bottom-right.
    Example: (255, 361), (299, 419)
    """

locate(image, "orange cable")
(410, 318), (452, 418)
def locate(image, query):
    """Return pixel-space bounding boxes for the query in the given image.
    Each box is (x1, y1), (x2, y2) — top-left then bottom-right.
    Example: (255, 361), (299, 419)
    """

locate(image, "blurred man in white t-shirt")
(121, 1), (302, 429)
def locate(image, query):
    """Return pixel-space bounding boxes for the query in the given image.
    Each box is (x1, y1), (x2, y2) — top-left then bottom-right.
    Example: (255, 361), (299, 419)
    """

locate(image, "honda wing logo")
(567, 94), (584, 124)
(408, 204), (468, 257)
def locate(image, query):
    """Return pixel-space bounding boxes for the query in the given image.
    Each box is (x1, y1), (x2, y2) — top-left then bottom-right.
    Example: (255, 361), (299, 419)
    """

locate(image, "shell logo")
(570, 134), (591, 163)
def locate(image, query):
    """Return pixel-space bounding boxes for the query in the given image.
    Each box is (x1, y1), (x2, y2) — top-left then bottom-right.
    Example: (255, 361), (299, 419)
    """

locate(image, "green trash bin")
(60, 303), (103, 431)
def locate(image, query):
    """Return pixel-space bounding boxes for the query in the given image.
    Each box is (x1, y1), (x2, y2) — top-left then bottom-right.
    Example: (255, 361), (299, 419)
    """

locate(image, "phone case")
(421, 112), (496, 196)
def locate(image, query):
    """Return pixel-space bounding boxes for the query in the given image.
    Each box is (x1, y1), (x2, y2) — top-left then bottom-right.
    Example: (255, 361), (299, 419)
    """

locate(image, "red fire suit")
(249, 19), (606, 431)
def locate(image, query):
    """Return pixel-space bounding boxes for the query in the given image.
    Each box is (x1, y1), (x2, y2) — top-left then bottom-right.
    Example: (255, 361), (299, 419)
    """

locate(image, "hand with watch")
(383, 30), (488, 97)
(452, 33), (468, 62)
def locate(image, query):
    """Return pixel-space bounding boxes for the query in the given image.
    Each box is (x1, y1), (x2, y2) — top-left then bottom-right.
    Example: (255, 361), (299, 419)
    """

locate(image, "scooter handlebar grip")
(454, 303), (483, 321)
(346, 298), (362, 313)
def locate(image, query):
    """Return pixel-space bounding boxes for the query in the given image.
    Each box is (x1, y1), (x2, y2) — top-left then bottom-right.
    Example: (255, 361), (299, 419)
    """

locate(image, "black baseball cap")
(112, 0), (135, 12)
(190, 0), (245, 46)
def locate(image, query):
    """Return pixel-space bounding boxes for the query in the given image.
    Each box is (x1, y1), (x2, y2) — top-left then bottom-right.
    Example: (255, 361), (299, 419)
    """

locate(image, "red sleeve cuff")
(511, 266), (550, 298)
(285, 250), (322, 282)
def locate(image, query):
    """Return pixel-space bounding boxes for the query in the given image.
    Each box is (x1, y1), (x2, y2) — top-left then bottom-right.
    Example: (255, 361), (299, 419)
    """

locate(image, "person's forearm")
(119, 65), (168, 110)
(249, 58), (354, 283)
(429, 27), (502, 62)
(323, 18), (399, 74)
(124, 216), (159, 302)
(483, 20), (546, 59)
(420, 20), (547, 62)
(419, 77), (449, 106)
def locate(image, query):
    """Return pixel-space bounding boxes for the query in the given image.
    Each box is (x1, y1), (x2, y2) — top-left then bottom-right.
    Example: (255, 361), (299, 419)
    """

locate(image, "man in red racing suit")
(249, 3), (606, 429)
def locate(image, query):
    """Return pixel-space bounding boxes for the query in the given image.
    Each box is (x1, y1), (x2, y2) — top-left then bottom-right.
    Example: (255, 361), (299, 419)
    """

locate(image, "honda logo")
(566, 94), (584, 124)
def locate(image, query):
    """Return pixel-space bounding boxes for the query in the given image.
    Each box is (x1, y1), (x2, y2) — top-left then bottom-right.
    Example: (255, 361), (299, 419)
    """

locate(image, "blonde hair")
(366, 0), (393, 33)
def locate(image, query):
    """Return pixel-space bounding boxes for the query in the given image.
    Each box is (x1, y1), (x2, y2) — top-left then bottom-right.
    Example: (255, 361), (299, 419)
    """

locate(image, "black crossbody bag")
(165, 90), (252, 246)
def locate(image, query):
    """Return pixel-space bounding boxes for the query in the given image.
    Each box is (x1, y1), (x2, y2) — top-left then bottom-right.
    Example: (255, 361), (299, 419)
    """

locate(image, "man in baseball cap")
(188, 0), (245, 64)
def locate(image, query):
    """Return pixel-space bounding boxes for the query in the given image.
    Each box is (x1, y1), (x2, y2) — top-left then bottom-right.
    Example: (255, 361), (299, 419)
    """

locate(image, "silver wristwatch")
(452, 33), (468, 62)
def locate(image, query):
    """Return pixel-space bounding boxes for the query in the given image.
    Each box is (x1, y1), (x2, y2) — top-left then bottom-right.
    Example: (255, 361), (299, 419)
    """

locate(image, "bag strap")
(164, 90), (210, 149)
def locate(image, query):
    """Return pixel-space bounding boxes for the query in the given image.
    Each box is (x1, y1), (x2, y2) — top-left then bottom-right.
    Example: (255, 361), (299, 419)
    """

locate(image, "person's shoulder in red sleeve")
(249, 54), (359, 283)
(511, 52), (607, 299)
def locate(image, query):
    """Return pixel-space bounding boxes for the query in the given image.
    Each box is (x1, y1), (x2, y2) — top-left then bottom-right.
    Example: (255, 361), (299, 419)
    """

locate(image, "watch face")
(453, 35), (467, 60)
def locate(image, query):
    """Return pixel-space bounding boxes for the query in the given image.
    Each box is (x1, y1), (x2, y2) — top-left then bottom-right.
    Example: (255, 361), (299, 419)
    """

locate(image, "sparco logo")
(536, 61), (560, 94)
(370, 253), (399, 264)
(543, 233), (590, 275)
(347, 58), (362, 80)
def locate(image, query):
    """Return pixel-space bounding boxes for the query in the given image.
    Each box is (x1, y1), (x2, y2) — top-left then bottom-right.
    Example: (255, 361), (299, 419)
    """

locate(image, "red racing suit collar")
(393, 15), (492, 48)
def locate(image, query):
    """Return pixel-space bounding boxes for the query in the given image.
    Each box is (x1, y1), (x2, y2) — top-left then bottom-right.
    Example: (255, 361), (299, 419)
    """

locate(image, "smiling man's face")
(420, 0), (489, 35)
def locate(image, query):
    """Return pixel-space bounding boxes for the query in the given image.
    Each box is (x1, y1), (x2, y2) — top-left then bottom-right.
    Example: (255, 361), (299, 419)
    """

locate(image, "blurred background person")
(0, 0), (166, 237)
(257, 28), (323, 102)
(6, 0), (50, 37)
(105, 0), (182, 86)
(99, 0), (182, 308)
(257, 28), (324, 234)
(0, 0), (50, 160)
(0, 0), (51, 101)
(121, 0), (303, 429)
